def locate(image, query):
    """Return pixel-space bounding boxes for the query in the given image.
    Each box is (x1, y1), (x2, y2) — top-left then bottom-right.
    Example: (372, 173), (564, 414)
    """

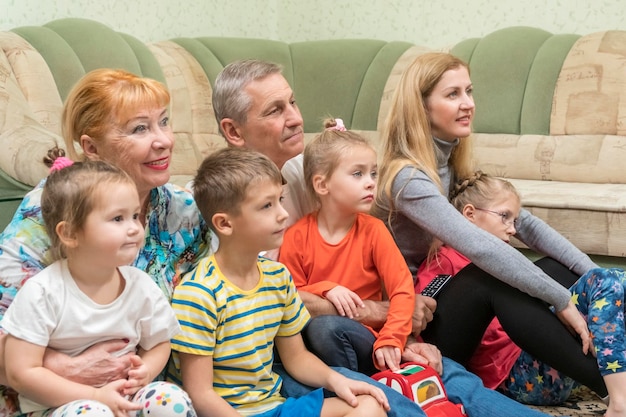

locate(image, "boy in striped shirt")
(168, 148), (389, 417)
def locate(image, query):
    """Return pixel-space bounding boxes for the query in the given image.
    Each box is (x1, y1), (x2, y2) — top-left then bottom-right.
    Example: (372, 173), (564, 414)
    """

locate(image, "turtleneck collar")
(433, 137), (460, 167)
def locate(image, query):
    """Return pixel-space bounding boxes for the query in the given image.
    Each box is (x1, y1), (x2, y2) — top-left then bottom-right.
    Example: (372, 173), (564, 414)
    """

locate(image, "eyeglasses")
(475, 208), (517, 226)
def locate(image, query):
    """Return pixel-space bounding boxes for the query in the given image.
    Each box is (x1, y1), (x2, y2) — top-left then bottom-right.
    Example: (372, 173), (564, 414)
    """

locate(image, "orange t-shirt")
(279, 212), (415, 352)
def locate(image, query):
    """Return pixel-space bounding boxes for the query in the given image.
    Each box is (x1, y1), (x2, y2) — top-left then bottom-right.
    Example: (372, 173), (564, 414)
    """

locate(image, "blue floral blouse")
(0, 180), (213, 320)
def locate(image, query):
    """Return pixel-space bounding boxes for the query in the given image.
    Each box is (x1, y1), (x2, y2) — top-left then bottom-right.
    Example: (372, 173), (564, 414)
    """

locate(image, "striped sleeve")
(261, 259), (310, 338)
(171, 260), (218, 356)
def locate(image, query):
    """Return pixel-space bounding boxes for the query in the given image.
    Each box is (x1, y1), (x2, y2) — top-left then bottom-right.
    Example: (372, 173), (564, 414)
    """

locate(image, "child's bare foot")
(605, 397), (626, 417)
(603, 373), (626, 417)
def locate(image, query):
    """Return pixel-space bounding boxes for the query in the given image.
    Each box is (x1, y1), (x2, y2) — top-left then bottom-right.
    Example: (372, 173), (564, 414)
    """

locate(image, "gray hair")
(212, 59), (283, 136)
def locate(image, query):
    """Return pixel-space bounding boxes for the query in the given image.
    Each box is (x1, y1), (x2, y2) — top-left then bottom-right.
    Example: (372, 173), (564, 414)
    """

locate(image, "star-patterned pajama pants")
(499, 267), (625, 405)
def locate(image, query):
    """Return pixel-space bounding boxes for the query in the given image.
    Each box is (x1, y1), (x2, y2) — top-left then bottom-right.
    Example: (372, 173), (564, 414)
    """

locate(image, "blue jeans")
(303, 315), (377, 375)
(274, 358), (551, 417)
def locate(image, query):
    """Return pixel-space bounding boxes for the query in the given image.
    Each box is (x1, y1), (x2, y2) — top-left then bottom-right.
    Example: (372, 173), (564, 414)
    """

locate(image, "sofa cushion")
(474, 132), (626, 257)
(148, 40), (224, 181)
(290, 39), (413, 131)
(510, 180), (626, 257)
(167, 37), (414, 134)
(472, 133), (626, 183)
(13, 18), (166, 100)
(377, 45), (433, 133)
(551, 30), (626, 136)
(0, 31), (63, 186)
(451, 27), (579, 136)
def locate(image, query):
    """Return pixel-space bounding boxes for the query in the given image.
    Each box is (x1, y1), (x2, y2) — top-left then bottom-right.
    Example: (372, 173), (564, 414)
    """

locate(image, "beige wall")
(1, 0), (626, 47)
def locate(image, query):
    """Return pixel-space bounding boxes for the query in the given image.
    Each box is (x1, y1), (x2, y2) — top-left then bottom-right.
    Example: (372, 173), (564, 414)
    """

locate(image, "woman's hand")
(412, 294), (437, 336)
(325, 286), (364, 319)
(555, 301), (592, 355)
(43, 339), (133, 386)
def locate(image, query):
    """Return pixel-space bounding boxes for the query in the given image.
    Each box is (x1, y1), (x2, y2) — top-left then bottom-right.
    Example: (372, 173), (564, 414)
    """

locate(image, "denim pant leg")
(275, 361), (317, 398)
(303, 315), (377, 375)
(441, 357), (551, 417)
(277, 359), (552, 417)
(275, 363), (428, 417)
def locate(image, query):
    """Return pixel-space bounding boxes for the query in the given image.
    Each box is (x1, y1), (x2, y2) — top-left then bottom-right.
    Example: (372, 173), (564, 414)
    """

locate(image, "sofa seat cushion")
(507, 178), (626, 257)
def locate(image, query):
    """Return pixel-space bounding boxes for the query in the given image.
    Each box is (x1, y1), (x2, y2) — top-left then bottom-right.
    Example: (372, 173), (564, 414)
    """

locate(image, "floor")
(530, 386), (607, 416)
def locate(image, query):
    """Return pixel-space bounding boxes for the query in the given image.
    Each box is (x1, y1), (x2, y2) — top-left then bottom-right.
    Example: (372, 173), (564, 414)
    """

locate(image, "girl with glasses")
(417, 171), (626, 408)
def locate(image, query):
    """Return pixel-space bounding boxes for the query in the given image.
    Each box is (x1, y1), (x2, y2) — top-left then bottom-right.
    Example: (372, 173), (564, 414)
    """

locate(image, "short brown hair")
(193, 148), (283, 232)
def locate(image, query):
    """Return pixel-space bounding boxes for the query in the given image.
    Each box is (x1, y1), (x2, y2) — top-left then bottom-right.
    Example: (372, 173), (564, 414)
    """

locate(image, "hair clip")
(49, 157), (74, 173)
(328, 118), (346, 131)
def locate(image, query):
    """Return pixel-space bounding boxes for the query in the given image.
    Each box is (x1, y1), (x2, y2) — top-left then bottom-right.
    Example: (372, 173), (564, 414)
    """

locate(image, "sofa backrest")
(167, 37), (414, 132)
(0, 18), (166, 187)
(0, 18), (422, 229)
(451, 27), (626, 185)
(0, 18), (416, 185)
(147, 36), (418, 184)
(451, 27), (580, 136)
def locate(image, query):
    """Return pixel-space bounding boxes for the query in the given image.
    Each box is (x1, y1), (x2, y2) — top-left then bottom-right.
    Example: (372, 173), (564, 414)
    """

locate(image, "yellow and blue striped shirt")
(169, 254), (310, 415)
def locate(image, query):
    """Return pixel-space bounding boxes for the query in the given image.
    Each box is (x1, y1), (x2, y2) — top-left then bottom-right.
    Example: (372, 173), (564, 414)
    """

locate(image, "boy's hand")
(325, 286), (364, 319)
(123, 355), (149, 396)
(95, 379), (142, 417)
(401, 342), (443, 374)
(328, 373), (390, 411)
(373, 346), (401, 371)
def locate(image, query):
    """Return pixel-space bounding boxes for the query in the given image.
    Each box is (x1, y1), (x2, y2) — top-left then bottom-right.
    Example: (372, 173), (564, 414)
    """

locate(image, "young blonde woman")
(373, 52), (619, 411)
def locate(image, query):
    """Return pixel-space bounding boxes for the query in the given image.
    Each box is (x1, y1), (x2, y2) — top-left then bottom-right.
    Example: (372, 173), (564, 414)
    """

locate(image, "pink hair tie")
(50, 157), (74, 173)
(328, 118), (346, 131)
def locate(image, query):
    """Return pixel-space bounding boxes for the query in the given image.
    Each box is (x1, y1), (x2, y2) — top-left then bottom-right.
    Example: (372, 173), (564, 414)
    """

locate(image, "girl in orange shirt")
(279, 118), (415, 376)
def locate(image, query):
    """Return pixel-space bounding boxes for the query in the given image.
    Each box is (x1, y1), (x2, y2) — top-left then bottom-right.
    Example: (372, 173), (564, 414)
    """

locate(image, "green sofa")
(1, 19), (625, 272)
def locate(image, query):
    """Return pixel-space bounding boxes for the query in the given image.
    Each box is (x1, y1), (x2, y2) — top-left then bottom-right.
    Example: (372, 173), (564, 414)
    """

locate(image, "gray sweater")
(377, 138), (597, 311)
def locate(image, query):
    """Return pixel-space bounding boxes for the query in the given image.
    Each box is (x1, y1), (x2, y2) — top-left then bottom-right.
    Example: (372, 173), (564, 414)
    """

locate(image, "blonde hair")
(41, 149), (136, 260)
(193, 147), (283, 233)
(303, 118), (374, 204)
(376, 52), (474, 215)
(450, 171), (520, 211)
(62, 68), (170, 161)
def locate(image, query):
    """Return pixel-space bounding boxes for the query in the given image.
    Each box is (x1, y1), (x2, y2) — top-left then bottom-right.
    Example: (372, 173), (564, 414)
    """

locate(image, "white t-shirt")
(264, 154), (317, 260)
(280, 154), (316, 225)
(2, 259), (180, 412)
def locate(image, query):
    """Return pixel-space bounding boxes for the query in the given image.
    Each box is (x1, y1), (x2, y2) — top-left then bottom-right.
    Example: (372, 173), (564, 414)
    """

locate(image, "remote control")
(420, 274), (452, 299)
